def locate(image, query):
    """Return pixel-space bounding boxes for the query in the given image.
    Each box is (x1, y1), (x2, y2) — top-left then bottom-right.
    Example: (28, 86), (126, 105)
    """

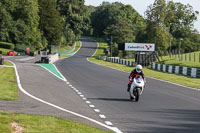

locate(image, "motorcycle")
(129, 75), (145, 102)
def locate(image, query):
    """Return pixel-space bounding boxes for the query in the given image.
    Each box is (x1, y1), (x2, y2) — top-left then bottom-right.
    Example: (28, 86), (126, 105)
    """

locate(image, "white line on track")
(94, 109), (100, 113)
(82, 98), (87, 100)
(105, 121), (113, 126)
(52, 64), (67, 81)
(99, 114), (106, 119)
(89, 105), (95, 108)
(86, 101), (91, 104)
(10, 60), (123, 133)
(36, 64), (67, 82)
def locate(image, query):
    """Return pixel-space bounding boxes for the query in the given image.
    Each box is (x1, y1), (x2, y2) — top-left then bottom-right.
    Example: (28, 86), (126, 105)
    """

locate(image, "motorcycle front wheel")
(134, 88), (140, 102)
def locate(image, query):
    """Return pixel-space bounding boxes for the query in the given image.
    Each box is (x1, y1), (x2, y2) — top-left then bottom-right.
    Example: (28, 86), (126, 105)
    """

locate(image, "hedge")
(0, 42), (15, 50)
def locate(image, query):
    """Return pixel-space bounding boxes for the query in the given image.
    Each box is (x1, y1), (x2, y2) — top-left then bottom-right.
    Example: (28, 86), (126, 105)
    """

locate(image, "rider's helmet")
(136, 65), (142, 73)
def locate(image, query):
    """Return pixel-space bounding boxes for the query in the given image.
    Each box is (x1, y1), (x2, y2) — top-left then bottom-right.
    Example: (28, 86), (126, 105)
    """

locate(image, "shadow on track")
(87, 98), (131, 102)
(133, 109), (200, 133)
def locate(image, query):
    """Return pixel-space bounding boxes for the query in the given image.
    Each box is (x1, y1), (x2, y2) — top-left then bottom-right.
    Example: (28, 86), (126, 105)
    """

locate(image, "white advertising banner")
(125, 43), (155, 51)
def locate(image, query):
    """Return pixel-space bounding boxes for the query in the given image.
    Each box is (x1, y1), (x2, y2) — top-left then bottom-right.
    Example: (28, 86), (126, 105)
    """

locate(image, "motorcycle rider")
(127, 64), (145, 92)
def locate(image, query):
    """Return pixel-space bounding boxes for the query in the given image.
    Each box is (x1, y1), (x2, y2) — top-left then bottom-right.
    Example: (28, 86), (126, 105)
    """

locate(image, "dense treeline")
(145, 0), (200, 54)
(0, 0), (89, 52)
(0, 0), (199, 55)
(87, 0), (200, 56)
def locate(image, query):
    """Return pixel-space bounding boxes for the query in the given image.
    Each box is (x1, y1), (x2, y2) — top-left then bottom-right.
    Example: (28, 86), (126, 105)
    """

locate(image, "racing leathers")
(127, 69), (145, 92)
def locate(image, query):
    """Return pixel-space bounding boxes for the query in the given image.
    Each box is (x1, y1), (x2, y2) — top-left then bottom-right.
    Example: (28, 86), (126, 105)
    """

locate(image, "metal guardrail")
(152, 62), (200, 78)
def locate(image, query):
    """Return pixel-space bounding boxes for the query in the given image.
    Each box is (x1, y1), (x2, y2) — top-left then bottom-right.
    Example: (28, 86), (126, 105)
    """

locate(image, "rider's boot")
(127, 84), (131, 92)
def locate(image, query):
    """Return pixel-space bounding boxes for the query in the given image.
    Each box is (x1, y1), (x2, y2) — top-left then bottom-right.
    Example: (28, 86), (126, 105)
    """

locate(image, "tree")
(0, 0), (44, 51)
(39, 0), (63, 48)
(169, 2), (199, 38)
(145, 0), (174, 54)
(91, 2), (145, 39)
(145, 0), (199, 54)
(104, 19), (135, 43)
(0, 1), (13, 42)
(57, 0), (90, 44)
(14, 0), (43, 51)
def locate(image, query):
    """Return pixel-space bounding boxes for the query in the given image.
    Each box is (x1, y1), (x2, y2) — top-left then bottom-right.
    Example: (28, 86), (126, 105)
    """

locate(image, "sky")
(85, 0), (200, 33)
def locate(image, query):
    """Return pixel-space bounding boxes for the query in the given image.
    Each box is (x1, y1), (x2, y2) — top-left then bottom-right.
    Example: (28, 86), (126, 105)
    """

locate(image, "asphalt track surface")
(1, 56), (108, 130)
(56, 38), (200, 133)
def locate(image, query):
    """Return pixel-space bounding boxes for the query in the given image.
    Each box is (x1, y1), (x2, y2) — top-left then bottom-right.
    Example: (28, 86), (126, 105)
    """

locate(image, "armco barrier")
(106, 57), (136, 67)
(48, 53), (59, 64)
(152, 62), (200, 78)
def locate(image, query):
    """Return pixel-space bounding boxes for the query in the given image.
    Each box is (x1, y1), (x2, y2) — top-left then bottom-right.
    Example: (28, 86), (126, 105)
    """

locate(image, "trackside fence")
(152, 62), (200, 78)
(106, 57), (136, 67)
(105, 57), (200, 78)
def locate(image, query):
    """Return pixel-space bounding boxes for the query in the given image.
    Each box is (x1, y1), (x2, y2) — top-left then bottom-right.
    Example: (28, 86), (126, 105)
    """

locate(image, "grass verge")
(158, 51), (200, 69)
(0, 111), (113, 133)
(0, 48), (18, 55)
(0, 67), (18, 100)
(60, 41), (81, 59)
(88, 39), (200, 89)
(4, 60), (13, 66)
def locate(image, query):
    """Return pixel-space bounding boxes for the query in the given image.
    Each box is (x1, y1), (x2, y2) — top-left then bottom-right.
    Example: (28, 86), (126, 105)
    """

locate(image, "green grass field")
(59, 45), (74, 53)
(4, 60), (13, 66)
(0, 48), (17, 56)
(60, 41), (81, 59)
(0, 112), (113, 133)
(0, 66), (18, 100)
(158, 51), (200, 69)
(88, 38), (200, 89)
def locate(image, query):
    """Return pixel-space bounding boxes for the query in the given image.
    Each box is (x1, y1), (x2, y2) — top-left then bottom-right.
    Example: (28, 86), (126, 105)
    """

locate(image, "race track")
(56, 38), (200, 133)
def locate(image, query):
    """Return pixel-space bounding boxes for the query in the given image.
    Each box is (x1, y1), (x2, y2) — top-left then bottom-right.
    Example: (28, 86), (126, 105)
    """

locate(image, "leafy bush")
(15, 44), (36, 53)
(0, 42), (15, 50)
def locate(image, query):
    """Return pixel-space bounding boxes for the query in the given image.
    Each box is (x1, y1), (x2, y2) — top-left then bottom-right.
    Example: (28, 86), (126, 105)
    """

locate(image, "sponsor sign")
(125, 43), (155, 51)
